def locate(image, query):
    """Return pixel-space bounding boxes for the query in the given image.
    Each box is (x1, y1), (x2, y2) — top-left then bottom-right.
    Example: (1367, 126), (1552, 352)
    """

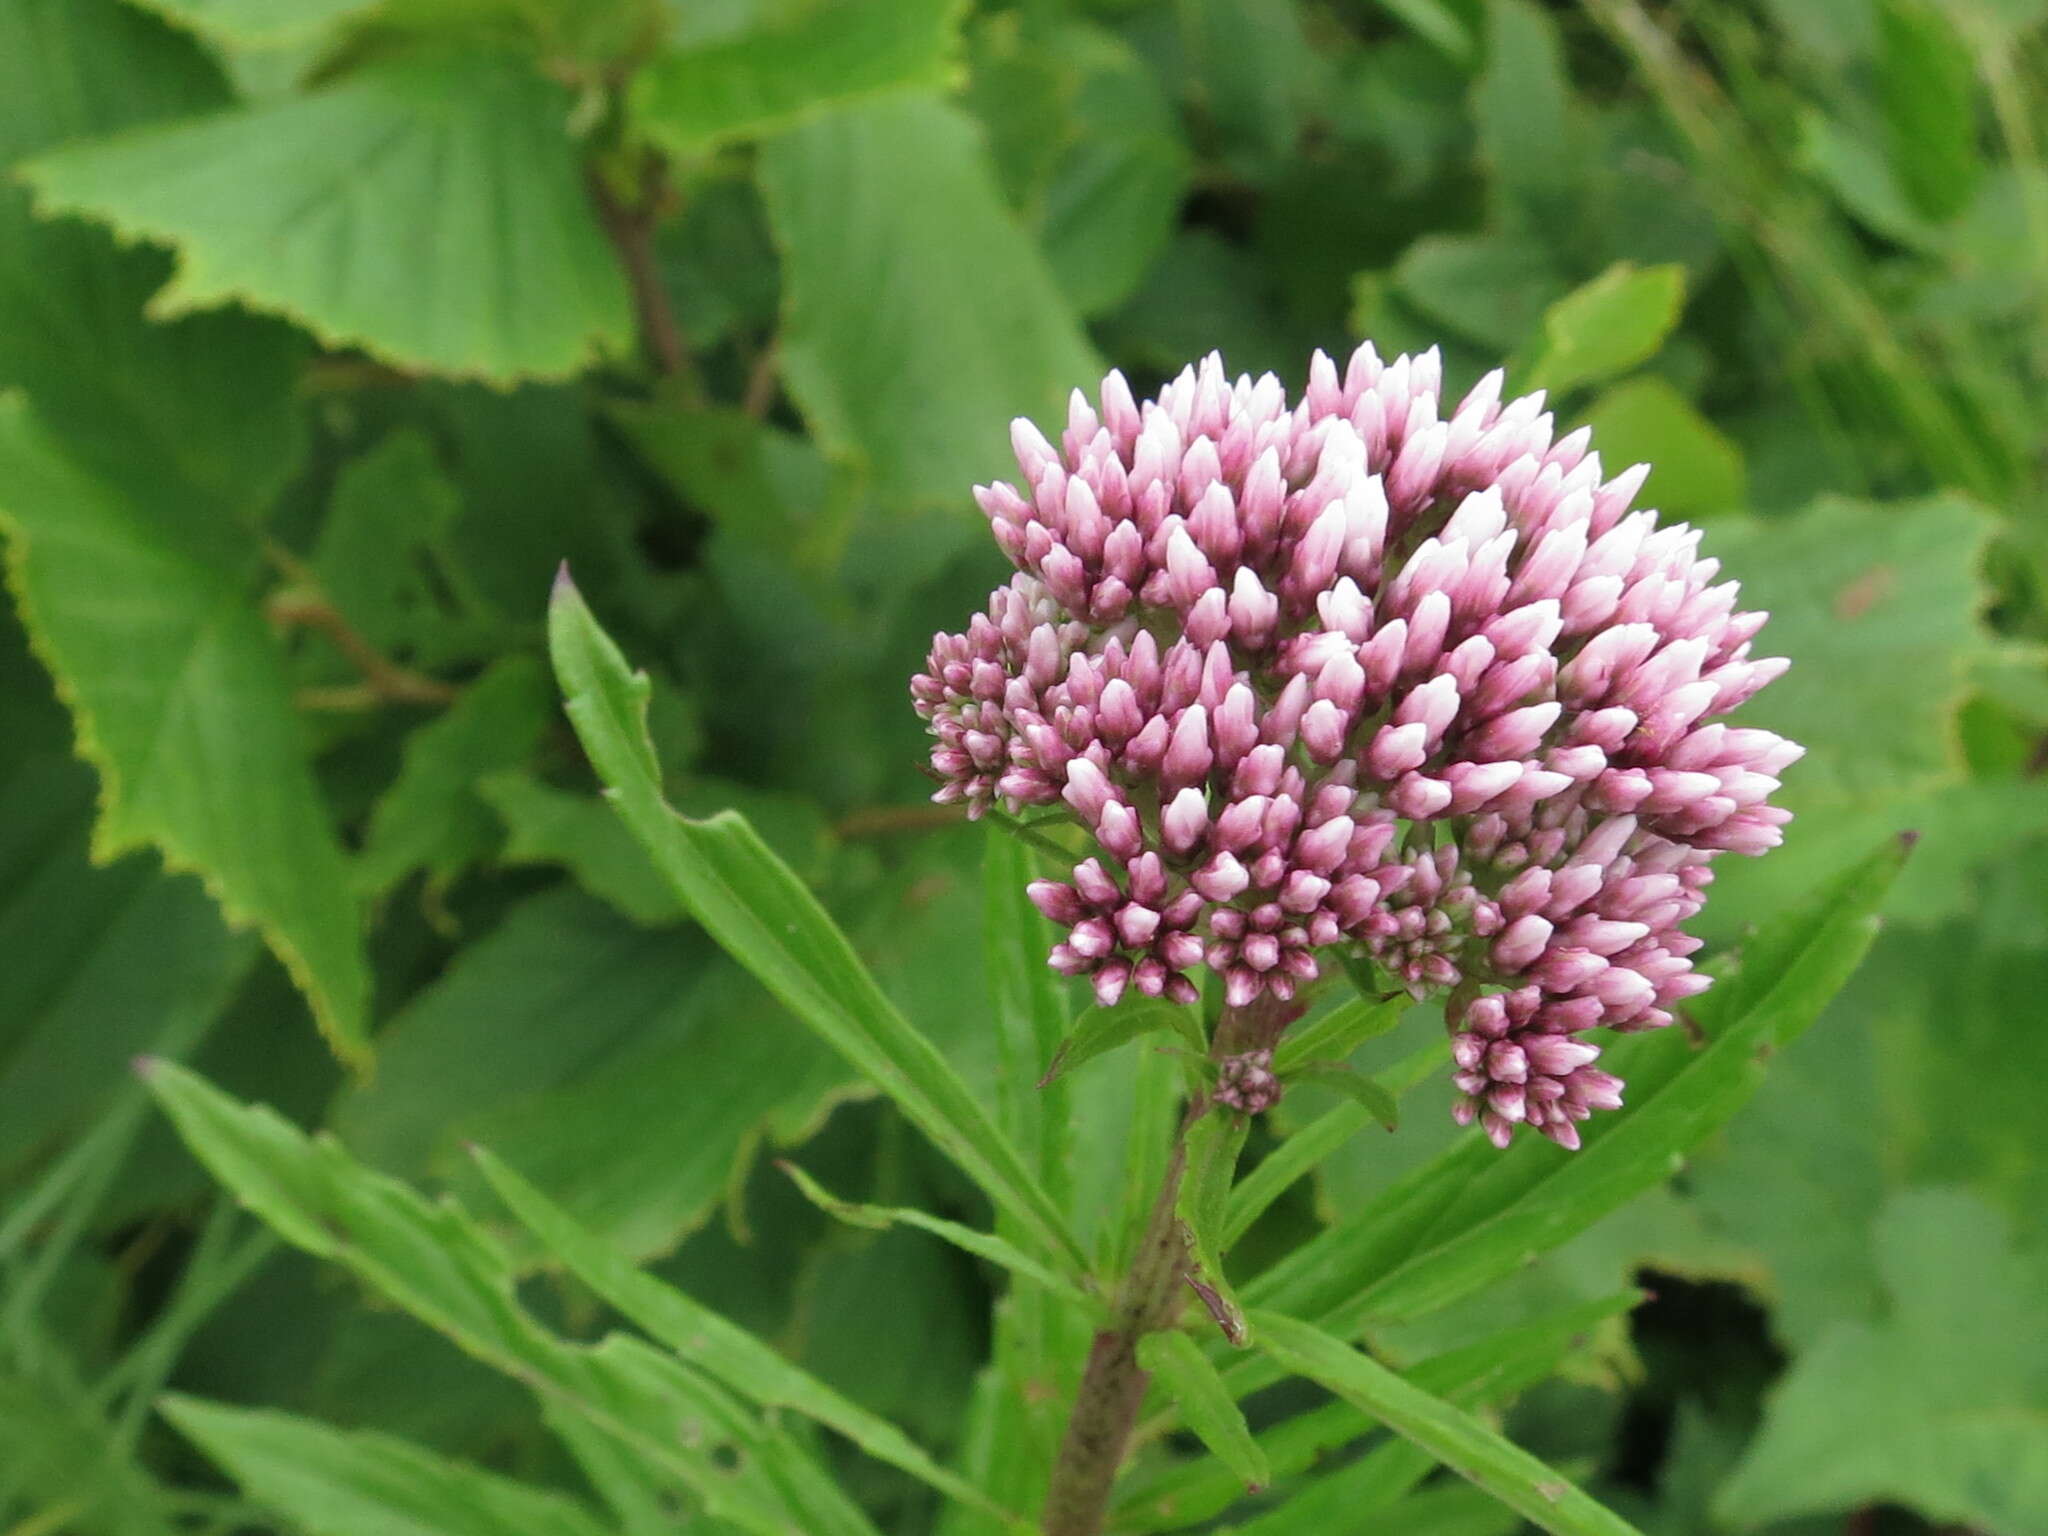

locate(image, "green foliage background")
(0, 0), (2044, 1531)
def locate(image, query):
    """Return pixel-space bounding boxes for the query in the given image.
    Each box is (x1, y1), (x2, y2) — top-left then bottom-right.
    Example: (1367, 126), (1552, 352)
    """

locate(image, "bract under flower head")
(911, 347), (1801, 1148)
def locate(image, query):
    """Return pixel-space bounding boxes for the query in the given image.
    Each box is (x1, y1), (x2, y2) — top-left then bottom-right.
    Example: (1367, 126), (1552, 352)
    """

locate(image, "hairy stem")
(1041, 1134), (1190, 1536)
(1041, 995), (1301, 1533)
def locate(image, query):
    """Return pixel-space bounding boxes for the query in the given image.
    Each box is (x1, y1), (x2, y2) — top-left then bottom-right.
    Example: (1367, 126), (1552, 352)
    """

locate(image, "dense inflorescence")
(912, 347), (1799, 1148)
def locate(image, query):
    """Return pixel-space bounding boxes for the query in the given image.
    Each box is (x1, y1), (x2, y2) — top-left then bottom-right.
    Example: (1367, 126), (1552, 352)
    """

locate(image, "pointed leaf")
(1273, 993), (1410, 1074)
(1253, 1311), (1645, 1536)
(758, 92), (1098, 508)
(983, 833), (1074, 1200)
(140, 1060), (881, 1536)
(1040, 997), (1203, 1088)
(778, 1161), (1097, 1311)
(633, 0), (965, 155)
(1525, 263), (1686, 397)
(469, 1145), (1025, 1527)
(548, 574), (1082, 1270)
(23, 53), (632, 382)
(1136, 1330), (1270, 1491)
(0, 397), (370, 1066)
(1177, 1109), (1251, 1345)
(1288, 1064), (1400, 1131)
(162, 1396), (613, 1536)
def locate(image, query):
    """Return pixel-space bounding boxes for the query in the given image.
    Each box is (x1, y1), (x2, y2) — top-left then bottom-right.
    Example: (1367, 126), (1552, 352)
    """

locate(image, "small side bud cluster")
(912, 348), (1799, 1148)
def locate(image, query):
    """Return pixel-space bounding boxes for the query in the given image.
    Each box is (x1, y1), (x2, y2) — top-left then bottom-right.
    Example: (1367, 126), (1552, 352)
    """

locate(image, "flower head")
(912, 347), (1799, 1148)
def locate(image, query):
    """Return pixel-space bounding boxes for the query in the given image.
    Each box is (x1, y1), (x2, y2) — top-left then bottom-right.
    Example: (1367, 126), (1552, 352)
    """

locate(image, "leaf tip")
(1897, 826), (1921, 855)
(132, 1053), (161, 1081)
(551, 560), (578, 602)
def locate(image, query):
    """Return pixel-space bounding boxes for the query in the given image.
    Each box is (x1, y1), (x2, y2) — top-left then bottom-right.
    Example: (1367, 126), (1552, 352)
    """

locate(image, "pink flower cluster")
(912, 348), (1799, 1148)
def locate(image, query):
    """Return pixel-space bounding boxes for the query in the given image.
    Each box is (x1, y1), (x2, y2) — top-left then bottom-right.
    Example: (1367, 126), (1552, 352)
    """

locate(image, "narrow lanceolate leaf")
(1040, 997), (1203, 1088)
(547, 574), (1083, 1271)
(633, 0), (964, 155)
(0, 397), (371, 1066)
(468, 1147), (1027, 1529)
(162, 1397), (613, 1536)
(758, 92), (1099, 508)
(1287, 1064), (1399, 1131)
(1253, 1312), (1645, 1536)
(1177, 1109), (1251, 1345)
(21, 53), (631, 383)
(1272, 994), (1407, 1073)
(1249, 839), (1904, 1335)
(140, 1062), (881, 1536)
(778, 1162), (1098, 1311)
(983, 834), (1073, 1201)
(1136, 1330), (1270, 1491)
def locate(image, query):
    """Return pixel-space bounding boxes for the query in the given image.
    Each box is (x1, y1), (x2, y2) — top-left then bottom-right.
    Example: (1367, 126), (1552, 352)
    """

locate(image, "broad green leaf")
(1253, 1311), (1644, 1536)
(0, 397), (370, 1066)
(1035, 24), (1192, 319)
(633, 0), (963, 155)
(0, 0), (311, 517)
(1273, 995), (1408, 1074)
(1136, 1330), (1269, 1491)
(1394, 233), (1566, 353)
(1525, 263), (1686, 398)
(1040, 998), (1204, 1087)
(1177, 0), (1317, 167)
(1876, 0), (1982, 223)
(1241, 839), (1901, 1368)
(334, 886), (841, 1259)
(548, 574), (1083, 1269)
(1473, 0), (1575, 234)
(478, 772), (685, 926)
(1717, 1189), (2048, 1532)
(131, 0), (374, 47)
(162, 1396), (613, 1536)
(1579, 376), (1745, 520)
(1702, 494), (1994, 934)
(140, 1061), (882, 1536)
(356, 657), (550, 898)
(779, 1162), (1097, 1310)
(311, 431), (479, 669)
(0, 732), (250, 1174)
(757, 92), (1098, 510)
(469, 1146), (1026, 1527)
(23, 53), (632, 383)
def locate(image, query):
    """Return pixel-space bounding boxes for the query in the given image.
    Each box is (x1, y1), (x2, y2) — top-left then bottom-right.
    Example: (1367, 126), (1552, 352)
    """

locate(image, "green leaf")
(356, 657), (550, 898)
(1394, 233), (1567, 353)
(22, 53), (632, 383)
(478, 772), (684, 926)
(1578, 376), (1745, 520)
(1177, 0), (1317, 168)
(468, 1145), (1026, 1528)
(779, 1161), (1097, 1310)
(1702, 494), (1994, 934)
(141, 1060), (883, 1536)
(983, 834), (1074, 1201)
(0, 396), (370, 1067)
(1035, 24), (1192, 319)
(757, 92), (1099, 510)
(1525, 263), (1687, 398)
(1114, 1293), (1634, 1533)
(1253, 1311), (1645, 1536)
(632, 0), (964, 156)
(1473, 0), (1575, 235)
(133, 0), (378, 47)
(548, 573), (1083, 1270)
(1136, 1329), (1270, 1491)
(1040, 997), (1203, 1088)
(162, 1396), (613, 1536)
(1273, 994), (1408, 1075)
(334, 886), (842, 1259)
(1178, 1109), (1252, 1345)
(1288, 1064), (1399, 1131)
(1717, 1189), (2048, 1532)
(0, 0), (309, 519)
(1245, 839), (1903, 1347)
(1876, 0), (1982, 223)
